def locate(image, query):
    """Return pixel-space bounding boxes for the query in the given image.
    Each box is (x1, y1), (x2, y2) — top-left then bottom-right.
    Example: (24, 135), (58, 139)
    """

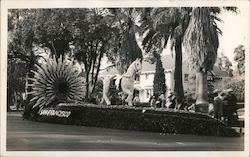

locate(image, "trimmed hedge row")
(34, 103), (240, 137)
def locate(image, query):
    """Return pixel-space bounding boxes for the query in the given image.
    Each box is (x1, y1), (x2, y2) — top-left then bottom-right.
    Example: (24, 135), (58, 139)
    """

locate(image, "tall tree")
(153, 52), (166, 97)
(183, 7), (220, 113)
(138, 8), (191, 100)
(71, 9), (119, 99)
(234, 45), (245, 76)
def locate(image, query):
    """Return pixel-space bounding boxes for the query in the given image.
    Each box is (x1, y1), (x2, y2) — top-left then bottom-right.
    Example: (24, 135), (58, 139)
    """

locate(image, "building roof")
(141, 55), (175, 72)
(100, 55), (175, 75)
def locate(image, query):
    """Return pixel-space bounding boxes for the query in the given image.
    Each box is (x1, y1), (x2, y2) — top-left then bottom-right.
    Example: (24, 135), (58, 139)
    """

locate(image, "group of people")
(148, 89), (239, 126)
(149, 94), (166, 108)
(149, 92), (188, 110)
(212, 88), (238, 126)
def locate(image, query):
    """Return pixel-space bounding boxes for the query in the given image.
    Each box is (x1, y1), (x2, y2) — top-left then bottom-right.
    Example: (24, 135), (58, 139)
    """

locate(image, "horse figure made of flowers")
(100, 58), (142, 106)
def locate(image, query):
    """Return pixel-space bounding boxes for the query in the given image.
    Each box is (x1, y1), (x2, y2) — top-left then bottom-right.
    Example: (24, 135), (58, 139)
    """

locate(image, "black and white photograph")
(0, 0), (249, 157)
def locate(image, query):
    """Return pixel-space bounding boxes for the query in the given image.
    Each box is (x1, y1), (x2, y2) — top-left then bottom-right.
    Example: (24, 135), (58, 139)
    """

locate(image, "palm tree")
(106, 8), (143, 74)
(139, 8), (191, 99)
(183, 7), (220, 113)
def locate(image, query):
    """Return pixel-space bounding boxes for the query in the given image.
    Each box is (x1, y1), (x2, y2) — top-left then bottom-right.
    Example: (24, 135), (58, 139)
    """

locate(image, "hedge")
(32, 103), (239, 137)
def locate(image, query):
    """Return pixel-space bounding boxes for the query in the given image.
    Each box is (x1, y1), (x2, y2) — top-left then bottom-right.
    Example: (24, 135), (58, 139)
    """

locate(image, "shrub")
(224, 78), (244, 102)
(218, 77), (245, 102)
(36, 103), (239, 137)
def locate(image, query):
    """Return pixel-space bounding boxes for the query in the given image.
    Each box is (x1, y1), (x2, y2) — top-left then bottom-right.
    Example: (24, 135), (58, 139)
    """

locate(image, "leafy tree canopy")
(8, 8), (143, 100)
(234, 45), (245, 76)
(183, 7), (220, 72)
(215, 53), (233, 77)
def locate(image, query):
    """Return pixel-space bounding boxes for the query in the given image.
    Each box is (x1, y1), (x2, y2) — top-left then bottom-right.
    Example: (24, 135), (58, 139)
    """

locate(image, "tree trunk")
(23, 53), (36, 119)
(85, 71), (90, 100)
(195, 69), (209, 113)
(84, 57), (92, 100)
(90, 51), (104, 96)
(174, 37), (184, 100)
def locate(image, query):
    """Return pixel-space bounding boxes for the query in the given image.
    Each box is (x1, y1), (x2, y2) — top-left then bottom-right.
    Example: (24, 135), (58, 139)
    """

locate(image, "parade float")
(24, 56), (239, 137)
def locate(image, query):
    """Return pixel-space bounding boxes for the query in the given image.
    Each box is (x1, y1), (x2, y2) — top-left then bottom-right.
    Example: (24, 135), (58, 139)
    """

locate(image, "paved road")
(7, 112), (244, 151)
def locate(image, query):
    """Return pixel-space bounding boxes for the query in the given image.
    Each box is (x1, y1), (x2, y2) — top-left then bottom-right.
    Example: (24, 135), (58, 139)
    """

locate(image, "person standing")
(213, 90), (224, 120)
(149, 95), (156, 108)
(158, 93), (166, 108)
(226, 89), (238, 126)
(133, 94), (140, 106)
(168, 92), (176, 109)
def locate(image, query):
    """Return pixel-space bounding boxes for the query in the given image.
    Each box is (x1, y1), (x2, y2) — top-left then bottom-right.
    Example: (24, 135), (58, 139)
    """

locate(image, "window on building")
(184, 74), (189, 82)
(146, 90), (150, 98)
(145, 74), (149, 79)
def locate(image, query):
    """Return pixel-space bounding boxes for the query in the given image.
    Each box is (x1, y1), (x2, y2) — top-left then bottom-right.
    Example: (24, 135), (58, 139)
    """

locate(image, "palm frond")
(183, 7), (219, 71)
(141, 29), (156, 48)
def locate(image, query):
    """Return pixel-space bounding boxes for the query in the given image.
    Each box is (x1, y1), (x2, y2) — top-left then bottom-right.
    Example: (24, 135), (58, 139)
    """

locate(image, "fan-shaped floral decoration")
(27, 56), (85, 109)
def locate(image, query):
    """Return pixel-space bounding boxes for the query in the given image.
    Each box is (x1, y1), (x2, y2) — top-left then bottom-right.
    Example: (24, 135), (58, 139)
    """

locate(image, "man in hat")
(158, 93), (166, 108)
(224, 88), (238, 126)
(168, 92), (176, 109)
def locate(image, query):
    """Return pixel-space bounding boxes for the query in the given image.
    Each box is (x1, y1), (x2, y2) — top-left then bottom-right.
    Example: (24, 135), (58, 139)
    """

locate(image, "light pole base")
(195, 103), (209, 114)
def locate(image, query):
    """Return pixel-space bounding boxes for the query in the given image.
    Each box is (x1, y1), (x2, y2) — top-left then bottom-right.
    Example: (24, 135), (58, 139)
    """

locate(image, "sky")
(216, 6), (249, 67)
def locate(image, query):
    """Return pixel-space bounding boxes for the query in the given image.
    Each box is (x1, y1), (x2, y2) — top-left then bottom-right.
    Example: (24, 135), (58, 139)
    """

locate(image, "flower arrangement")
(27, 55), (85, 109)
